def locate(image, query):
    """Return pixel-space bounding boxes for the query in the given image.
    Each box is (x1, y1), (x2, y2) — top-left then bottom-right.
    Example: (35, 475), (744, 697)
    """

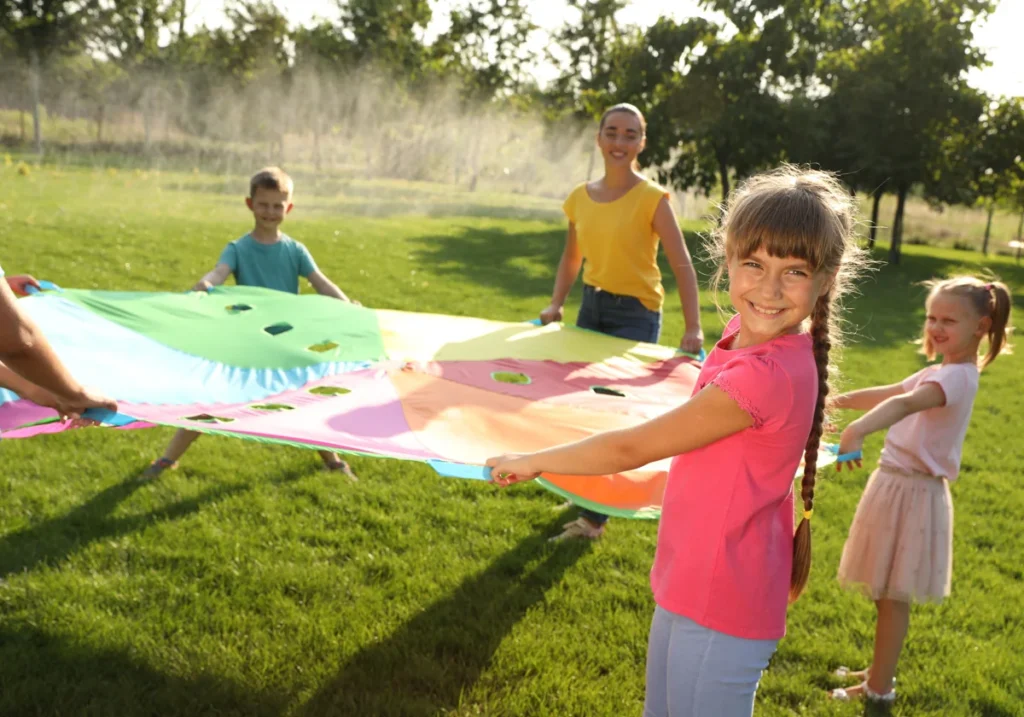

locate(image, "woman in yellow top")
(540, 103), (704, 541)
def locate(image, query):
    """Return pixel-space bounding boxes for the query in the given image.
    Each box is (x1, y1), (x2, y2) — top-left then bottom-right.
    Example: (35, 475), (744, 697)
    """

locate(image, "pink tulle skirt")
(837, 465), (953, 603)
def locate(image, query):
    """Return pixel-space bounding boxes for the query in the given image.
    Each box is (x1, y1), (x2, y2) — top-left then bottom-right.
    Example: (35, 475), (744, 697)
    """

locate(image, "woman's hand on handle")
(539, 304), (564, 326)
(680, 327), (704, 355)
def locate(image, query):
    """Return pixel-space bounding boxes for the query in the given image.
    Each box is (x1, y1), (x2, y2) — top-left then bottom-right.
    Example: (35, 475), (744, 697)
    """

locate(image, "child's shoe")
(324, 458), (358, 482)
(138, 457), (176, 482)
(549, 517), (605, 542)
(829, 681), (896, 704)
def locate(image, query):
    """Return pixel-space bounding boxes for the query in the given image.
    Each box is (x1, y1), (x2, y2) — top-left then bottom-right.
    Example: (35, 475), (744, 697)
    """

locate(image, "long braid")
(790, 292), (832, 602)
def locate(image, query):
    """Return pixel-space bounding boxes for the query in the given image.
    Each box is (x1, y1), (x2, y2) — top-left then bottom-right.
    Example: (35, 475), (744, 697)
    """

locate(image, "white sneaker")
(549, 517), (605, 542)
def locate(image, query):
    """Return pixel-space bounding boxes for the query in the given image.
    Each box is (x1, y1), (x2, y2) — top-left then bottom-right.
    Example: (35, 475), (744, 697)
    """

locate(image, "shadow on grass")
(296, 510), (590, 717)
(0, 471), (254, 580)
(0, 622), (288, 717)
(409, 224), (709, 305)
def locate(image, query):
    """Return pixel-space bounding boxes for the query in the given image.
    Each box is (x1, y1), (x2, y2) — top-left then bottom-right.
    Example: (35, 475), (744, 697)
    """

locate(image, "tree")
(546, 0), (627, 115)
(0, 0), (105, 152)
(91, 0), (177, 146)
(339, 0), (431, 77)
(428, 0), (537, 101)
(929, 97), (1024, 254)
(543, 0), (639, 180)
(814, 0), (996, 263)
(657, 26), (788, 198)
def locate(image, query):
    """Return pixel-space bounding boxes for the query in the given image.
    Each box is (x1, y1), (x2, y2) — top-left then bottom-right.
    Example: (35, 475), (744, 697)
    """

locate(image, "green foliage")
(811, 0), (996, 263)
(341, 0), (432, 78)
(428, 0), (537, 101)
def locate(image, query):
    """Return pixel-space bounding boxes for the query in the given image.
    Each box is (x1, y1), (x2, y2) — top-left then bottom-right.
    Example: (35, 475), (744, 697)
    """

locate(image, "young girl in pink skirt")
(829, 275), (1013, 704)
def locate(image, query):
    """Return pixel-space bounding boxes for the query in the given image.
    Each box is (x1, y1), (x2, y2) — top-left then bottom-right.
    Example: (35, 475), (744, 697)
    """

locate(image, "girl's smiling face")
(727, 249), (832, 347)
(925, 291), (989, 364)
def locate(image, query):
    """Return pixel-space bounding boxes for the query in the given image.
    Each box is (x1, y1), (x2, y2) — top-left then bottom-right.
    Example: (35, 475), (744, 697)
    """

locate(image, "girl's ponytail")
(982, 281), (1013, 369)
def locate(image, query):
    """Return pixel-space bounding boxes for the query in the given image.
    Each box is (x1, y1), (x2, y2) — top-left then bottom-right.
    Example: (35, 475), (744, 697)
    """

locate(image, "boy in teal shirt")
(142, 167), (358, 480)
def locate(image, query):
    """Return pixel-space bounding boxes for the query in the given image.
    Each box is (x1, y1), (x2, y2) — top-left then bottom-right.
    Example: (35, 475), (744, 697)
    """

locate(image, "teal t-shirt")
(218, 234), (317, 295)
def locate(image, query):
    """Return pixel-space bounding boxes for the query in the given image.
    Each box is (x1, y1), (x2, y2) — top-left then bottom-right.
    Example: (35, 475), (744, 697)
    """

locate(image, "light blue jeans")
(576, 284), (662, 528)
(644, 606), (779, 717)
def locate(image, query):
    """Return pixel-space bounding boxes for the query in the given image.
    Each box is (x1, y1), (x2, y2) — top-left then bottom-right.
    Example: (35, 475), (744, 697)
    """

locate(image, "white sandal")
(834, 665), (869, 680)
(829, 681), (896, 703)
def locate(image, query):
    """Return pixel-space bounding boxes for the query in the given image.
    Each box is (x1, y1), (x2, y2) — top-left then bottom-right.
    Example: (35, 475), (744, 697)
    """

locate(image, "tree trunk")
(178, 0), (187, 40)
(718, 157), (730, 201)
(96, 104), (105, 142)
(982, 202), (995, 256)
(888, 183), (909, 265)
(313, 120), (322, 171)
(468, 133), (481, 192)
(142, 95), (153, 148)
(29, 47), (43, 154)
(20, 108), (26, 142)
(1016, 208), (1024, 265)
(869, 188), (883, 249)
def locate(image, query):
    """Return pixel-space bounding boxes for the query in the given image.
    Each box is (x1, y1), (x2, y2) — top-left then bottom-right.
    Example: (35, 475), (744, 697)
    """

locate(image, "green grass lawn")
(1, 163), (1023, 716)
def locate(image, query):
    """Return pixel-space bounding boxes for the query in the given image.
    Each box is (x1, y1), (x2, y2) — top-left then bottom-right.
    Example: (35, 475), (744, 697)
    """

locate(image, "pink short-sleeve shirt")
(650, 316), (819, 640)
(879, 362), (979, 481)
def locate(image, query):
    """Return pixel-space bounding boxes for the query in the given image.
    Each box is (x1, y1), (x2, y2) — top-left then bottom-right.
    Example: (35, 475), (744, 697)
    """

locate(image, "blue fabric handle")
(82, 408), (136, 427)
(427, 460), (492, 481)
(822, 443), (861, 463)
(22, 280), (62, 296)
(678, 347), (707, 361)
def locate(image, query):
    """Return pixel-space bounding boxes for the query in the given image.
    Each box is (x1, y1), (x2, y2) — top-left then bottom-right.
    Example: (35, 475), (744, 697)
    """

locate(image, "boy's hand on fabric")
(836, 427), (864, 471)
(539, 304), (564, 326)
(487, 454), (541, 486)
(6, 274), (41, 297)
(680, 328), (704, 355)
(192, 279), (213, 293)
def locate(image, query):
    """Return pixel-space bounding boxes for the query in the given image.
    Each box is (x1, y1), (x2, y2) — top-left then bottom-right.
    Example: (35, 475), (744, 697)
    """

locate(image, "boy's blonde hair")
(250, 166), (294, 199)
(921, 276), (1013, 369)
(705, 164), (869, 602)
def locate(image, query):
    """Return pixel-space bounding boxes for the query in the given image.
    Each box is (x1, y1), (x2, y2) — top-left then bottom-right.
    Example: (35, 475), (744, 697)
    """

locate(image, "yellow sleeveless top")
(563, 178), (670, 312)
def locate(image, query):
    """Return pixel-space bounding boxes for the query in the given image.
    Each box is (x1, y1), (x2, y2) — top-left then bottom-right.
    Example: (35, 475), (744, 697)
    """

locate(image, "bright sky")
(187, 0), (1023, 98)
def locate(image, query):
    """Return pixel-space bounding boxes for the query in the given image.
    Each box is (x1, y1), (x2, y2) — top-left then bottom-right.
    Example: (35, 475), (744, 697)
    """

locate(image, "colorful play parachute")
(1, 285), (834, 518)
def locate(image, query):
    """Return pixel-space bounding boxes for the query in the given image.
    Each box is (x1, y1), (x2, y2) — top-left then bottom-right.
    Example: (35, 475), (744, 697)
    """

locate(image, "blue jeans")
(576, 284), (662, 527)
(644, 606), (778, 717)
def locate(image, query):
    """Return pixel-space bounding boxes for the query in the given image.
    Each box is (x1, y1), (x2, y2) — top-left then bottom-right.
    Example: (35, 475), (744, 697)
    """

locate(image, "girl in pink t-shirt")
(828, 276), (1013, 705)
(487, 166), (868, 716)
